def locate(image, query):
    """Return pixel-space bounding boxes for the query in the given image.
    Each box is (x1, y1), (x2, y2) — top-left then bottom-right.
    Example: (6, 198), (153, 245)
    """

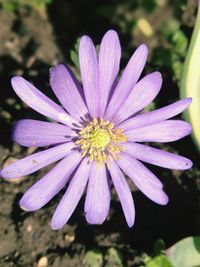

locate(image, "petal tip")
(19, 205), (29, 212)
(0, 168), (11, 179)
(50, 220), (62, 231)
(80, 35), (91, 45)
(139, 43), (148, 53)
(50, 63), (64, 73)
(19, 198), (37, 212)
(185, 97), (192, 106)
(184, 159), (193, 170)
(127, 220), (135, 228)
(85, 212), (106, 225)
(153, 71), (162, 79)
(160, 194), (169, 206)
(104, 29), (119, 38)
(11, 76), (22, 87)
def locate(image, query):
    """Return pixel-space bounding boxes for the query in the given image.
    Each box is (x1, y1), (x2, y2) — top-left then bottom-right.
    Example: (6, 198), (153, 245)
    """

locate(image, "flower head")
(1, 30), (192, 230)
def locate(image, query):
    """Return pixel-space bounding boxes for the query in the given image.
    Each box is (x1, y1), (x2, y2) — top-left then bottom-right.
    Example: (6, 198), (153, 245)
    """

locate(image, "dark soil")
(0, 1), (200, 266)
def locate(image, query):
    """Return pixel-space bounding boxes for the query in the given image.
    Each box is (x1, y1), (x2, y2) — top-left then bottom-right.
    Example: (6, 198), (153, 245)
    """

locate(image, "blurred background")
(0, 0), (200, 266)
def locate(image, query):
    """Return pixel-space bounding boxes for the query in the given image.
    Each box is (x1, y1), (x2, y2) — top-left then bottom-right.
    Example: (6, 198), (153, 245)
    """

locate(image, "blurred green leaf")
(154, 239), (166, 255)
(70, 38), (80, 69)
(159, 19), (180, 38)
(140, 0), (157, 12)
(0, 2), (17, 10)
(70, 50), (79, 68)
(181, 4), (200, 153)
(146, 255), (173, 267)
(105, 248), (124, 267)
(96, 4), (116, 18)
(172, 60), (183, 81)
(0, 0), (53, 11)
(152, 48), (172, 67)
(171, 30), (188, 56)
(166, 236), (200, 267)
(84, 250), (103, 267)
(144, 102), (156, 112)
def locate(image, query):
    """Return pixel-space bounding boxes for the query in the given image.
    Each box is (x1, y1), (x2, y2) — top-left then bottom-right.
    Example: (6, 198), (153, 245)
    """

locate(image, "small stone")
(27, 146), (38, 155)
(37, 256), (48, 267)
(26, 224), (33, 233)
(64, 232), (75, 243)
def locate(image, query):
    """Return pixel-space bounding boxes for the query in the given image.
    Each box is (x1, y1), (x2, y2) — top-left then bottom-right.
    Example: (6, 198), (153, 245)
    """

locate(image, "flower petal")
(12, 119), (76, 147)
(114, 72), (162, 124)
(98, 30), (121, 116)
(118, 154), (168, 205)
(51, 158), (91, 230)
(19, 151), (82, 211)
(0, 142), (74, 179)
(125, 120), (192, 143)
(50, 64), (88, 119)
(11, 77), (79, 127)
(84, 162), (110, 224)
(108, 160), (135, 227)
(124, 142), (193, 170)
(79, 36), (99, 117)
(119, 98), (192, 131)
(105, 44), (148, 121)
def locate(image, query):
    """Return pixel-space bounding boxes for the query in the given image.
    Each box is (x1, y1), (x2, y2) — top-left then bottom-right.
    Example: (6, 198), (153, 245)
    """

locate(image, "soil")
(0, 1), (200, 266)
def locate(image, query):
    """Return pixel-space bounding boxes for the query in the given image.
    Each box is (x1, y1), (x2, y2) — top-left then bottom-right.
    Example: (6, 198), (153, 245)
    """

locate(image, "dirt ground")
(0, 1), (200, 266)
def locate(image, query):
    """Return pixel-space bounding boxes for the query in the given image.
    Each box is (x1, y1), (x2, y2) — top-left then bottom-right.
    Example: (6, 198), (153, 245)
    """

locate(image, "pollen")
(75, 117), (127, 164)
(90, 128), (110, 149)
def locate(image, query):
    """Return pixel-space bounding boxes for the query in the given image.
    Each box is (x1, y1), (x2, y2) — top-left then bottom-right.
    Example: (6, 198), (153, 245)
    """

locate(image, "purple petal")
(51, 158), (91, 230)
(125, 120), (192, 143)
(98, 30), (121, 116)
(117, 154), (168, 205)
(105, 44), (148, 121)
(113, 72), (162, 124)
(50, 64), (88, 119)
(11, 77), (79, 127)
(124, 142), (193, 170)
(19, 152), (82, 211)
(84, 162), (110, 224)
(108, 160), (135, 227)
(12, 119), (77, 147)
(79, 36), (99, 117)
(119, 98), (192, 131)
(0, 142), (75, 179)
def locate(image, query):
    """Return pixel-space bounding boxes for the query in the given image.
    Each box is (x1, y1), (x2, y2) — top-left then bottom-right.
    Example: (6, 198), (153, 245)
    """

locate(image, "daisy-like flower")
(1, 30), (192, 230)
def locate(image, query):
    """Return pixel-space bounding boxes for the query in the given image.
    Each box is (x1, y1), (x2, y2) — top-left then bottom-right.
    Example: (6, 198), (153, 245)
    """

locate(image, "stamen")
(75, 117), (126, 164)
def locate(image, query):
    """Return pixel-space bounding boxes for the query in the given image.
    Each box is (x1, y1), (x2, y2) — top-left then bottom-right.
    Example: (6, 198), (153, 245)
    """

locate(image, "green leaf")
(171, 30), (188, 56)
(141, 0), (157, 12)
(144, 102), (156, 112)
(152, 48), (172, 67)
(172, 59), (183, 81)
(70, 38), (80, 69)
(154, 239), (166, 255)
(70, 50), (79, 69)
(0, 0), (53, 11)
(181, 3), (200, 153)
(146, 255), (173, 267)
(84, 250), (103, 267)
(105, 248), (124, 267)
(166, 236), (200, 267)
(159, 19), (180, 39)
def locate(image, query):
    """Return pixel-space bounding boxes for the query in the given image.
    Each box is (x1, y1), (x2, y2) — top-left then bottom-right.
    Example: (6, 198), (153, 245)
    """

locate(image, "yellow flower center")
(75, 117), (127, 164)
(90, 128), (110, 149)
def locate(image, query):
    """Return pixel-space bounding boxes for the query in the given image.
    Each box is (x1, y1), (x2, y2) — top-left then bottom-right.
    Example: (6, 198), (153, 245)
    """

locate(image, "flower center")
(75, 117), (127, 164)
(90, 128), (110, 149)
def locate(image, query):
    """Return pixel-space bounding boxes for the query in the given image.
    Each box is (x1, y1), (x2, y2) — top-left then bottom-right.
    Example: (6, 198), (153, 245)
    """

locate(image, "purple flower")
(1, 30), (192, 230)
